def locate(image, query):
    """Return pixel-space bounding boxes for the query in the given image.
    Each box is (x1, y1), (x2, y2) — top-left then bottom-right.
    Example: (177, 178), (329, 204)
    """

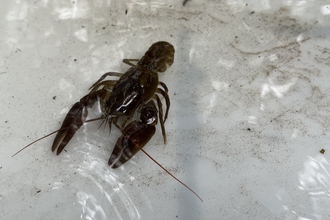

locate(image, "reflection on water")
(70, 145), (143, 219)
(261, 77), (296, 98)
(77, 191), (107, 220)
(299, 155), (330, 198)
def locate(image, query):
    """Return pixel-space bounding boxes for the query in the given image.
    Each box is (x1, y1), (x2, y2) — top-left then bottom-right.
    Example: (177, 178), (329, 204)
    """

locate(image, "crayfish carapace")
(13, 41), (202, 201)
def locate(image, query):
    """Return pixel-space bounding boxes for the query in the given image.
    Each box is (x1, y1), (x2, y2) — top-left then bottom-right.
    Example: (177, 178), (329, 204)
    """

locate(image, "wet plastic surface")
(1, 0), (330, 219)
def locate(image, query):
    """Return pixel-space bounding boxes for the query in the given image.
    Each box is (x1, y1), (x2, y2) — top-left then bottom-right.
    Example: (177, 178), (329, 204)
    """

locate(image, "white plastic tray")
(1, 1), (330, 219)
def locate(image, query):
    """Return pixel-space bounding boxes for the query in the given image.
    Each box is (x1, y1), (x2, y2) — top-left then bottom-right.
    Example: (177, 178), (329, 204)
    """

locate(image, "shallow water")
(1, 0), (330, 219)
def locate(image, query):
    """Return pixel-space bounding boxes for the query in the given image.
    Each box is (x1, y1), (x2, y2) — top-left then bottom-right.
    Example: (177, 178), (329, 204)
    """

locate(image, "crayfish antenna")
(12, 129), (62, 157)
(96, 118), (107, 132)
(139, 148), (203, 202)
(12, 117), (104, 157)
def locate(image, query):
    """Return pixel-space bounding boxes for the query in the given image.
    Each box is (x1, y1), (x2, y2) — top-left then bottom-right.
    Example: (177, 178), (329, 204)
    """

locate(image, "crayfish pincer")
(108, 100), (158, 168)
(14, 41), (203, 201)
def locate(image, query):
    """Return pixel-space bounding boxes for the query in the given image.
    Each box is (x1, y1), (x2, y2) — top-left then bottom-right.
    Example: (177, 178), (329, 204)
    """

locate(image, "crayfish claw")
(108, 100), (158, 168)
(52, 102), (87, 155)
(108, 125), (155, 168)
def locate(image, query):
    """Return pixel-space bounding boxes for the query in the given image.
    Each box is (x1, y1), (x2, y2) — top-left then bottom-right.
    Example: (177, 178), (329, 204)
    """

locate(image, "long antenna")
(12, 117), (103, 157)
(139, 148), (203, 202)
(12, 129), (61, 157)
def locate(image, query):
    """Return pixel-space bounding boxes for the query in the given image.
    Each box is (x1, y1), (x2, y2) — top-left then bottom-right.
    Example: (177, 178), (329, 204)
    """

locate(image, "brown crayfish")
(13, 41), (202, 201)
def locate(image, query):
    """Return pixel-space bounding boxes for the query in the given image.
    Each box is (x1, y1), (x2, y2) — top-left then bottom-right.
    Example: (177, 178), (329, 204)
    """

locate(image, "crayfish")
(13, 41), (202, 201)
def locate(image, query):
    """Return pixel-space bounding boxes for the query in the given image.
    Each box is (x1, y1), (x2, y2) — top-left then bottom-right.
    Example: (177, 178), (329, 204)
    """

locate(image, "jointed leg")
(156, 88), (170, 122)
(153, 94), (166, 144)
(89, 72), (122, 90)
(123, 59), (139, 67)
(89, 80), (117, 93)
(159, 81), (169, 93)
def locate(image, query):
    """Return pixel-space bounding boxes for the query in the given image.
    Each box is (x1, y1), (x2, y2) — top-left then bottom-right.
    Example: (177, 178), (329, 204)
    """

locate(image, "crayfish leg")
(89, 72), (122, 90)
(89, 80), (117, 93)
(153, 94), (167, 144)
(123, 59), (140, 67)
(156, 87), (170, 122)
